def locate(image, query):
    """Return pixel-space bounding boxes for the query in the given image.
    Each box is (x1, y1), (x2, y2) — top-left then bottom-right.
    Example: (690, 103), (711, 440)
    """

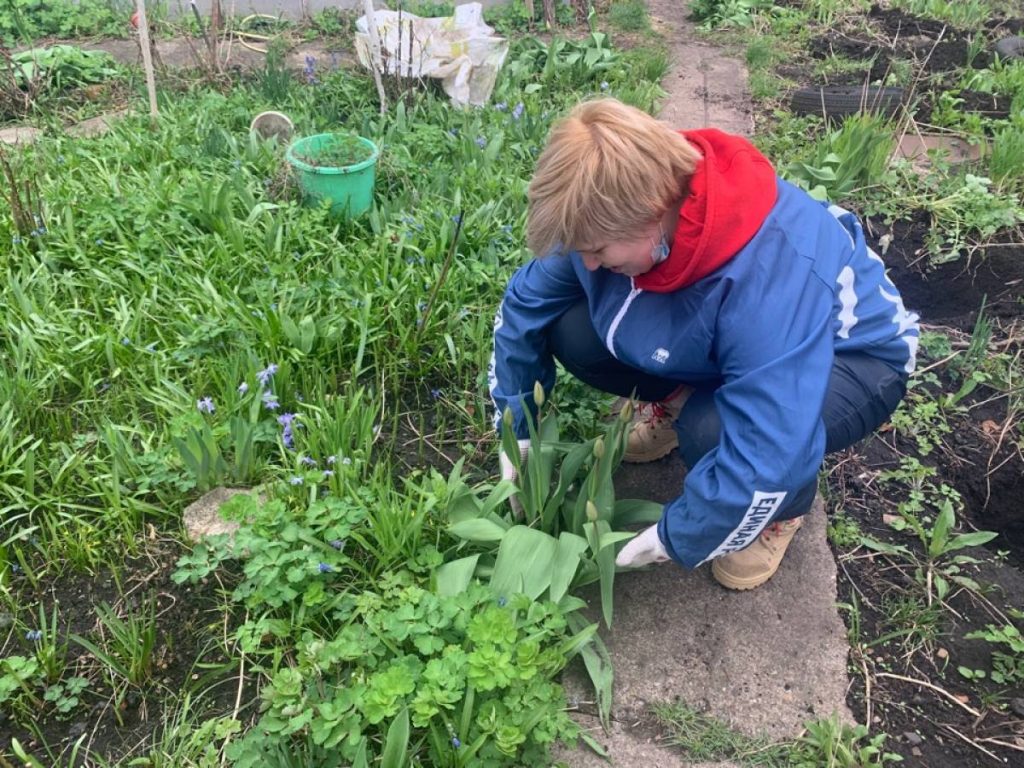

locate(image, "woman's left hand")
(616, 524), (670, 567)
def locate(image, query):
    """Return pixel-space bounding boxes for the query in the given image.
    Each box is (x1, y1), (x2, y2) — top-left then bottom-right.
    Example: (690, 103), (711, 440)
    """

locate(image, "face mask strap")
(650, 226), (670, 264)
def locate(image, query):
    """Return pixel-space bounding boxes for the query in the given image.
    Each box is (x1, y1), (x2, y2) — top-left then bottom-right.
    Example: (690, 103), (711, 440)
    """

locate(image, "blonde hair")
(526, 98), (701, 257)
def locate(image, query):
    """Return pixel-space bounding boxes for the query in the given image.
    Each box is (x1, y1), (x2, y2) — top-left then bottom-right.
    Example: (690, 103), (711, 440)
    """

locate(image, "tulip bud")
(533, 381), (545, 408)
(593, 437), (605, 459)
(619, 399), (634, 423)
(502, 407), (513, 429)
(586, 501), (599, 522)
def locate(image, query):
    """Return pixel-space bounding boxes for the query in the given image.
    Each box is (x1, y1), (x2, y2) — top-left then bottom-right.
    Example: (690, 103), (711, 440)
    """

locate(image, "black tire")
(789, 86), (905, 119)
(994, 36), (1024, 61)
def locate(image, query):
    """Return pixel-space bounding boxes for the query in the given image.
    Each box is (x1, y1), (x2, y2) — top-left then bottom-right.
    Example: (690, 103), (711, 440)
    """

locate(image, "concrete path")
(555, 5), (854, 765)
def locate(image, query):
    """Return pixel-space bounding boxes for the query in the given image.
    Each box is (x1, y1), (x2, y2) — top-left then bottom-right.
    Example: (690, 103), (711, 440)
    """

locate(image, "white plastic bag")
(355, 3), (509, 107)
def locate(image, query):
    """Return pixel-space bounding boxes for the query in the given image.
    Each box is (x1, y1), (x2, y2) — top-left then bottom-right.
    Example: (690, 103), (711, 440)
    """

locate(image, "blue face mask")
(650, 229), (670, 264)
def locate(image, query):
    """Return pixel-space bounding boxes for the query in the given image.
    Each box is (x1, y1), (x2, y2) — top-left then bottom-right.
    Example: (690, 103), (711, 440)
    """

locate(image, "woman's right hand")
(499, 439), (530, 518)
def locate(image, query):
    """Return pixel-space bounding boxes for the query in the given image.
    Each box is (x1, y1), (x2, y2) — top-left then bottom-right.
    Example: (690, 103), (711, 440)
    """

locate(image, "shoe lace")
(638, 400), (669, 425)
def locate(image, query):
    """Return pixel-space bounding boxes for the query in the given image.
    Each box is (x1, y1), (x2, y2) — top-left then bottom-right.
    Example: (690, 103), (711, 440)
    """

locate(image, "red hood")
(634, 129), (777, 293)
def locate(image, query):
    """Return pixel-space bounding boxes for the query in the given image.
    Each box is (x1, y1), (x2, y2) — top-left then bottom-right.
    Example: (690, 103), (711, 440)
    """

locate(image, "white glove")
(499, 439), (530, 518)
(616, 524), (670, 567)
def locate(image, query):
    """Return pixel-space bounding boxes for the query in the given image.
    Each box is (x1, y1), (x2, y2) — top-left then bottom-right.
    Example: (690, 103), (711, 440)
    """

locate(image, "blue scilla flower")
(342, 457), (352, 466)
(318, 562), (333, 573)
(452, 737), (461, 748)
(497, 596), (507, 607)
(494, 101), (507, 111)
(300, 455), (316, 467)
(475, 136), (486, 148)
(11, 236), (21, 245)
(430, 388), (442, 400)
(238, 381), (249, 394)
(257, 363), (278, 387)
(26, 629), (43, 642)
(600, 81), (609, 91)
(289, 475), (303, 486)
(322, 469), (334, 478)
(512, 102), (524, 121)
(197, 397), (215, 414)
(263, 394), (280, 411)
(330, 539), (344, 550)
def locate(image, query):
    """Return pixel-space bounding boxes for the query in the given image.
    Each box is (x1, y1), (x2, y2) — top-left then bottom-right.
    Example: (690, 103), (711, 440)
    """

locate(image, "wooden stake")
(362, 0), (388, 114)
(135, 0), (159, 118)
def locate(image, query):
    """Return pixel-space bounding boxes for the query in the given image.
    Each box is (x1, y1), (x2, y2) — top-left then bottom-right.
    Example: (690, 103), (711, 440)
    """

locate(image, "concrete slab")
(646, 0), (753, 136)
(555, 448), (854, 765)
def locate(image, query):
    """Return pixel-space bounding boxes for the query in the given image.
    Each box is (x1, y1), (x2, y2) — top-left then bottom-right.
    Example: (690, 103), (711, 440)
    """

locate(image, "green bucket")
(285, 133), (379, 218)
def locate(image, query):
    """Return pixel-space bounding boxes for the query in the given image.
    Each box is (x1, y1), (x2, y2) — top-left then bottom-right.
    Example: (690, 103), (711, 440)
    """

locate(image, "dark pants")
(550, 300), (908, 520)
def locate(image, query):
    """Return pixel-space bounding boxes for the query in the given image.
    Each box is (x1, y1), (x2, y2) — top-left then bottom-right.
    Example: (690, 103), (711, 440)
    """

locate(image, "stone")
(904, 731), (924, 745)
(895, 134), (985, 175)
(0, 125), (42, 145)
(182, 486), (262, 542)
(1010, 698), (1024, 717)
(67, 111), (130, 138)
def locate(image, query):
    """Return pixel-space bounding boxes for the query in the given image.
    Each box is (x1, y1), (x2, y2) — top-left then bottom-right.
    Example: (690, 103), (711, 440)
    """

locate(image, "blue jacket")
(490, 161), (918, 568)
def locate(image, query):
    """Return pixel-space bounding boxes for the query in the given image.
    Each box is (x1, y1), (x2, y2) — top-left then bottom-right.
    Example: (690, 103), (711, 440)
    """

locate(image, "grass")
(653, 702), (790, 766)
(607, 0), (650, 33)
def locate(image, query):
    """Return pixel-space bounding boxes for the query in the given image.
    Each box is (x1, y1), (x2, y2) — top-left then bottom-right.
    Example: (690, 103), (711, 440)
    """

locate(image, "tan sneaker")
(712, 516), (804, 590)
(619, 386), (692, 464)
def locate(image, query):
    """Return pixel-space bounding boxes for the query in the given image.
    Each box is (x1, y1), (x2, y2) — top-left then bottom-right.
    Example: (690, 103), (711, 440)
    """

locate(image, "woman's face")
(574, 216), (669, 277)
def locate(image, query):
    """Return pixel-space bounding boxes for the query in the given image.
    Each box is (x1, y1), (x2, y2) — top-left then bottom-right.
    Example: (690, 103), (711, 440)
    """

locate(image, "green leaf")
(860, 537), (910, 556)
(594, 520), (616, 628)
(612, 499), (663, 527)
(928, 500), (954, 559)
(449, 517), (509, 542)
(550, 533), (588, 604)
(380, 707), (409, 768)
(567, 612), (613, 729)
(351, 737), (369, 768)
(435, 555), (479, 596)
(490, 526), (557, 600)
(945, 531), (999, 552)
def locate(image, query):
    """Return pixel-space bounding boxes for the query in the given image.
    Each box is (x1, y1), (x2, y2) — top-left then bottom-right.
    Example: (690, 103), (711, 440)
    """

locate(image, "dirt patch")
(828, 433), (1024, 768)
(865, 211), (1024, 323)
(0, 539), (243, 765)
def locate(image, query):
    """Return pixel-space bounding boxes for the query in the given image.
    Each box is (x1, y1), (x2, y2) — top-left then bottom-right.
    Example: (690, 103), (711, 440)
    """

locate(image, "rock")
(67, 110), (130, 138)
(904, 731), (923, 745)
(182, 486), (263, 542)
(0, 125), (42, 145)
(1010, 698), (1024, 717)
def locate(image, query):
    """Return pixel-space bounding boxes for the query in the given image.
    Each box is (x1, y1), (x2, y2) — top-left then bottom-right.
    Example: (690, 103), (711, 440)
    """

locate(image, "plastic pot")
(285, 133), (379, 218)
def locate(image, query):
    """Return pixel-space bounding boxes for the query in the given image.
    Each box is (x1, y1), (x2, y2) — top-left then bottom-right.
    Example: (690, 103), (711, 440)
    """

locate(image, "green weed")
(608, 0), (650, 32)
(653, 700), (790, 765)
